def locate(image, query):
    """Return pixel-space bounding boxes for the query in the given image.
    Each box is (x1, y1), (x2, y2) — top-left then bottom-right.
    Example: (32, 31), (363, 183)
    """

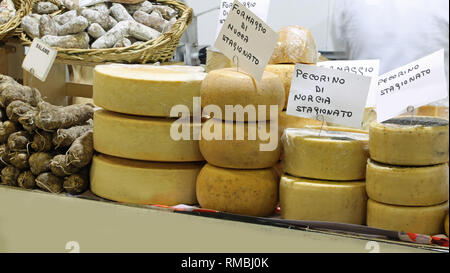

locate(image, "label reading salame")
(22, 38), (57, 82)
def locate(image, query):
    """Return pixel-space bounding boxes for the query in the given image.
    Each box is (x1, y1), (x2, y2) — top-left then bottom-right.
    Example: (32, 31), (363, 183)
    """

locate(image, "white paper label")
(216, 0), (271, 40)
(376, 49), (448, 122)
(214, 0), (278, 81)
(318, 59), (380, 107)
(22, 38), (57, 82)
(286, 64), (371, 128)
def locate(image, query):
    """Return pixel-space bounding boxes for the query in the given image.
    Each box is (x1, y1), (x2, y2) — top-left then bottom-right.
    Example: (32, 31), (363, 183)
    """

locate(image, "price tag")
(286, 64), (371, 128)
(22, 38), (57, 82)
(318, 59), (380, 107)
(214, 0), (277, 81)
(376, 49), (448, 122)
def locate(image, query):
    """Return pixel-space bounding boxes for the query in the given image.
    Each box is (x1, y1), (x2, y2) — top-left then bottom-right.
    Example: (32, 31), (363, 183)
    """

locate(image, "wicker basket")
(20, 0), (193, 64)
(0, 0), (32, 42)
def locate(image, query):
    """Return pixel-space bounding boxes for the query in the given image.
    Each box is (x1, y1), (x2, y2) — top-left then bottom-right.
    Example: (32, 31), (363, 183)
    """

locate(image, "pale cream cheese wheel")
(280, 175), (367, 224)
(93, 64), (206, 117)
(90, 154), (202, 205)
(265, 64), (295, 109)
(369, 117), (449, 166)
(366, 160), (449, 206)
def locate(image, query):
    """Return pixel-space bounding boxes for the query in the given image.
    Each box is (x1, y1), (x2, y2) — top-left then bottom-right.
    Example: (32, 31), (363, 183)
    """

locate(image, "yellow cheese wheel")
(445, 214), (449, 237)
(366, 160), (449, 206)
(265, 64), (295, 109)
(369, 117), (449, 166)
(280, 175), (367, 224)
(196, 164), (278, 217)
(304, 124), (367, 134)
(94, 110), (204, 162)
(417, 105), (449, 120)
(282, 128), (369, 181)
(367, 199), (449, 235)
(200, 68), (285, 122)
(279, 111), (323, 136)
(93, 64), (206, 117)
(90, 154), (202, 205)
(199, 119), (281, 169)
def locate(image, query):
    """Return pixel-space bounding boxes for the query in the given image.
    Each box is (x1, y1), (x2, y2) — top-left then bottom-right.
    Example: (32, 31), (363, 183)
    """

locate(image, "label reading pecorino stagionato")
(22, 38), (57, 82)
(214, 0), (278, 81)
(286, 64), (371, 128)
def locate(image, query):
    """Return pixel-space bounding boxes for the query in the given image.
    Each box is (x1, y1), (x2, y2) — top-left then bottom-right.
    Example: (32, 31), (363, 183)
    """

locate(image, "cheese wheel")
(280, 175), (367, 224)
(200, 68), (285, 122)
(94, 110), (204, 162)
(369, 117), (449, 166)
(93, 64), (206, 117)
(282, 128), (369, 181)
(265, 64), (295, 109)
(367, 199), (449, 235)
(366, 160), (449, 206)
(445, 214), (449, 237)
(196, 164), (278, 217)
(279, 111), (323, 136)
(200, 119), (280, 169)
(269, 25), (318, 65)
(90, 154), (202, 205)
(417, 105), (449, 120)
(205, 48), (233, 73)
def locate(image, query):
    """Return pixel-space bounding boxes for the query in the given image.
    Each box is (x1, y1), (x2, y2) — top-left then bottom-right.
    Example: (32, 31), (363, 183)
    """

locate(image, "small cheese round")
(93, 64), (206, 117)
(196, 164), (278, 217)
(94, 110), (204, 162)
(367, 199), (449, 235)
(265, 64), (295, 109)
(366, 160), (449, 206)
(200, 68), (285, 122)
(369, 117), (449, 166)
(200, 119), (281, 169)
(269, 25), (318, 65)
(279, 111), (323, 136)
(280, 175), (367, 224)
(282, 128), (369, 181)
(90, 154), (202, 205)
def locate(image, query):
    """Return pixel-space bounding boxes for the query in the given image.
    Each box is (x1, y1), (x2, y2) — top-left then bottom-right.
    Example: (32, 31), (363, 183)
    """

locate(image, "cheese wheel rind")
(369, 117), (449, 166)
(196, 164), (278, 217)
(279, 111), (323, 136)
(367, 199), (449, 235)
(94, 110), (204, 162)
(90, 154), (202, 205)
(280, 175), (367, 224)
(265, 64), (295, 109)
(366, 160), (449, 206)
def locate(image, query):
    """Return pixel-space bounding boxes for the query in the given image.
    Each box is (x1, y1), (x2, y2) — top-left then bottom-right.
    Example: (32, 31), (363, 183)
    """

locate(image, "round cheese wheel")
(279, 111), (323, 136)
(265, 64), (295, 109)
(369, 117), (449, 166)
(200, 68), (285, 122)
(282, 128), (369, 181)
(305, 125), (368, 134)
(417, 105), (449, 119)
(90, 154), (202, 205)
(94, 110), (204, 162)
(367, 199), (449, 235)
(200, 119), (280, 169)
(366, 160), (449, 206)
(269, 25), (318, 65)
(93, 64), (206, 117)
(196, 164), (278, 217)
(280, 175), (367, 224)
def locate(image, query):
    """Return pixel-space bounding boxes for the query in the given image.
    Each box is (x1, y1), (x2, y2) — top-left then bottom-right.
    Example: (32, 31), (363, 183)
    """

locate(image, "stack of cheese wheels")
(196, 68), (285, 217)
(367, 116), (449, 235)
(280, 128), (369, 225)
(90, 64), (207, 206)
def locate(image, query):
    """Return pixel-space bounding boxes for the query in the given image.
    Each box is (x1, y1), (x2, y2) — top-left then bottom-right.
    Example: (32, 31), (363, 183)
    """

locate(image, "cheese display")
(200, 68), (285, 122)
(279, 111), (323, 136)
(282, 128), (369, 181)
(366, 160), (449, 206)
(94, 110), (204, 162)
(269, 25), (318, 65)
(199, 119), (280, 169)
(196, 164), (278, 217)
(367, 199), (449, 235)
(93, 64), (206, 117)
(369, 117), (449, 166)
(280, 175), (367, 224)
(90, 154), (201, 205)
(265, 64), (295, 109)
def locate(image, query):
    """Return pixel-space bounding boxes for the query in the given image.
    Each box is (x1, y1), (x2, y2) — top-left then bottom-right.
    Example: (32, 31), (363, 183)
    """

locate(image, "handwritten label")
(318, 60), (380, 107)
(22, 38), (57, 82)
(376, 49), (447, 122)
(214, 0), (277, 81)
(286, 64), (371, 128)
